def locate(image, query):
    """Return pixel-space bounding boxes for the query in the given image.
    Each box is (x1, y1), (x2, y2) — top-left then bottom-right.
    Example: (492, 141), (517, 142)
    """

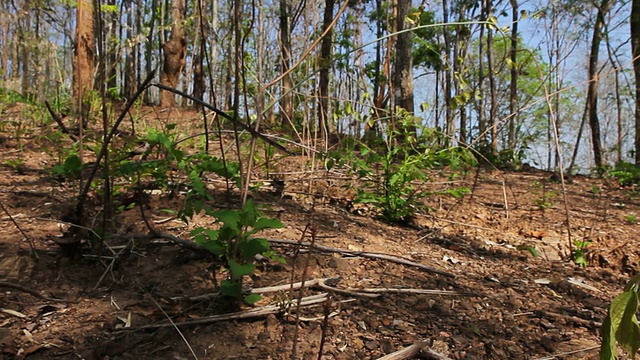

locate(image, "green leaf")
(600, 313), (616, 360)
(616, 289), (640, 357)
(220, 280), (242, 298)
(239, 199), (259, 226)
(228, 259), (256, 278)
(244, 294), (262, 305)
(240, 238), (270, 260)
(212, 209), (241, 233)
(515, 245), (538, 257)
(247, 217), (284, 235)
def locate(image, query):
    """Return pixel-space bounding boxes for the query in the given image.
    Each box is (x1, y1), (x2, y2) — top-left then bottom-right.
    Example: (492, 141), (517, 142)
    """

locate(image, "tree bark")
(586, 0), (611, 168)
(508, 0), (518, 150)
(160, 0), (186, 107)
(279, 0), (294, 132)
(393, 0), (414, 115)
(73, 0), (95, 103)
(318, 0), (335, 143)
(632, 0), (640, 164)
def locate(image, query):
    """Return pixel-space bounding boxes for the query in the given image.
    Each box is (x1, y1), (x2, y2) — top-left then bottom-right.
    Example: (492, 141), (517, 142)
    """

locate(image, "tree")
(392, 0), (414, 115)
(632, 0), (640, 164)
(279, 0), (294, 131)
(73, 0), (95, 106)
(318, 0), (336, 142)
(160, 0), (187, 107)
(586, 0), (613, 168)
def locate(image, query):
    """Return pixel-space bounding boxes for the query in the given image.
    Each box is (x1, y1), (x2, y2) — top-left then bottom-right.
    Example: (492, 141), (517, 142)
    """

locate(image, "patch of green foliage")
(600, 275), (640, 360)
(329, 108), (475, 223)
(191, 199), (284, 304)
(608, 161), (640, 187)
(571, 240), (591, 268)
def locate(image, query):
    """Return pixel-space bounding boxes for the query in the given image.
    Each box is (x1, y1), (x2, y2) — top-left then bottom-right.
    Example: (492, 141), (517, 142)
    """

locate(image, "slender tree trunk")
(508, 0), (519, 150)
(73, 0), (95, 105)
(318, 0), (336, 143)
(632, 0), (640, 164)
(279, 0), (294, 132)
(393, 0), (414, 137)
(586, 0), (611, 168)
(487, 17), (498, 155)
(144, 0), (158, 103)
(160, 0), (186, 107)
(442, 0), (454, 143)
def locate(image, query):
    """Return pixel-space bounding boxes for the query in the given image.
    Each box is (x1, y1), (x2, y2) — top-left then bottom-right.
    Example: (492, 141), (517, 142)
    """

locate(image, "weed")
(191, 199), (284, 304)
(571, 240), (591, 267)
(330, 108), (474, 223)
(534, 190), (557, 210)
(625, 214), (637, 225)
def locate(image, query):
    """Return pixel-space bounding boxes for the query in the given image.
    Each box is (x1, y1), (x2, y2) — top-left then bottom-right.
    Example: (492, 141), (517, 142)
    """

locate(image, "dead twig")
(0, 282), (76, 303)
(124, 293), (351, 330)
(169, 277), (341, 301)
(268, 238), (456, 278)
(376, 342), (453, 360)
(0, 200), (37, 258)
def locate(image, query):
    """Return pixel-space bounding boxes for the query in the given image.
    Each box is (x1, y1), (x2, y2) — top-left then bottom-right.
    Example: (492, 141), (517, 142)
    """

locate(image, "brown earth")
(0, 108), (638, 359)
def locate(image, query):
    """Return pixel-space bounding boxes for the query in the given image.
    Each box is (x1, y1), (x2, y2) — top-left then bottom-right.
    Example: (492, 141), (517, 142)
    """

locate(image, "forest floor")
(0, 107), (639, 359)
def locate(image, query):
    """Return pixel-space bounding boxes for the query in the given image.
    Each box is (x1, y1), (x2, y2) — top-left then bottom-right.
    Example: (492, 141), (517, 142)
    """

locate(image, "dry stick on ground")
(142, 232), (456, 278)
(124, 294), (350, 330)
(268, 238), (456, 278)
(0, 282), (76, 303)
(375, 342), (453, 360)
(169, 277), (341, 301)
(0, 200), (37, 258)
(148, 295), (199, 360)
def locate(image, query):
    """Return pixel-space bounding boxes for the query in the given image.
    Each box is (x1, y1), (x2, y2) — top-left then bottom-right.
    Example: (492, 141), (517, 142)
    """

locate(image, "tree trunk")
(586, 0), (611, 168)
(279, 0), (294, 132)
(73, 0), (95, 104)
(442, 0), (454, 144)
(160, 0), (186, 107)
(318, 0), (335, 143)
(632, 0), (640, 164)
(393, 0), (414, 115)
(508, 0), (518, 150)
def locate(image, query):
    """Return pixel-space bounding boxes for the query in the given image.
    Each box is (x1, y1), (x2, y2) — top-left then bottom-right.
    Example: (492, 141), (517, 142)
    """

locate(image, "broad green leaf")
(212, 209), (241, 232)
(600, 314), (616, 360)
(239, 238), (270, 260)
(247, 217), (284, 235)
(244, 294), (262, 305)
(228, 259), (256, 278)
(616, 290), (640, 357)
(220, 280), (242, 298)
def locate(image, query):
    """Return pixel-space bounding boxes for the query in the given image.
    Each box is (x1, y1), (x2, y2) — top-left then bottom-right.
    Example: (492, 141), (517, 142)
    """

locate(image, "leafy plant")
(52, 154), (84, 180)
(608, 161), (640, 187)
(625, 214), (638, 225)
(571, 240), (591, 267)
(600, 275), (640, 360)
(331, 108), (474, 223)
(191, 199), (284, 304)
(534, 190), (557, 210)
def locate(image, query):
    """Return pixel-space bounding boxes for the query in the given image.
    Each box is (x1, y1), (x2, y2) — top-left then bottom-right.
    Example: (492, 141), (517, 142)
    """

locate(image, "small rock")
(365, 340), (379, 351)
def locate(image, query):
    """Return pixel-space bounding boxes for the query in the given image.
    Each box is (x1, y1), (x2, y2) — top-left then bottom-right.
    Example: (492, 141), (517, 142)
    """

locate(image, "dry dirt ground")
(0, 110), (639, 359)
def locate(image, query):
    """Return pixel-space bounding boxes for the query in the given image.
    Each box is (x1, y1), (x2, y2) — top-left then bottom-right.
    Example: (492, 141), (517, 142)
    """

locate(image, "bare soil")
(0, 108), (638, 359)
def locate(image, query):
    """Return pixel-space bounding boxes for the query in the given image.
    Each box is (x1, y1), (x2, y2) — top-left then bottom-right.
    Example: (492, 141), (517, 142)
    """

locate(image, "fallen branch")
(358, 287), (479, 297)
(267, 238), (456, 278)
(0, 282), (76, 303)
(376, 342), (453, 360)
(132, 232), (456, 278)
(125, 293), (354, 330)
(170, 277), (342, 301)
